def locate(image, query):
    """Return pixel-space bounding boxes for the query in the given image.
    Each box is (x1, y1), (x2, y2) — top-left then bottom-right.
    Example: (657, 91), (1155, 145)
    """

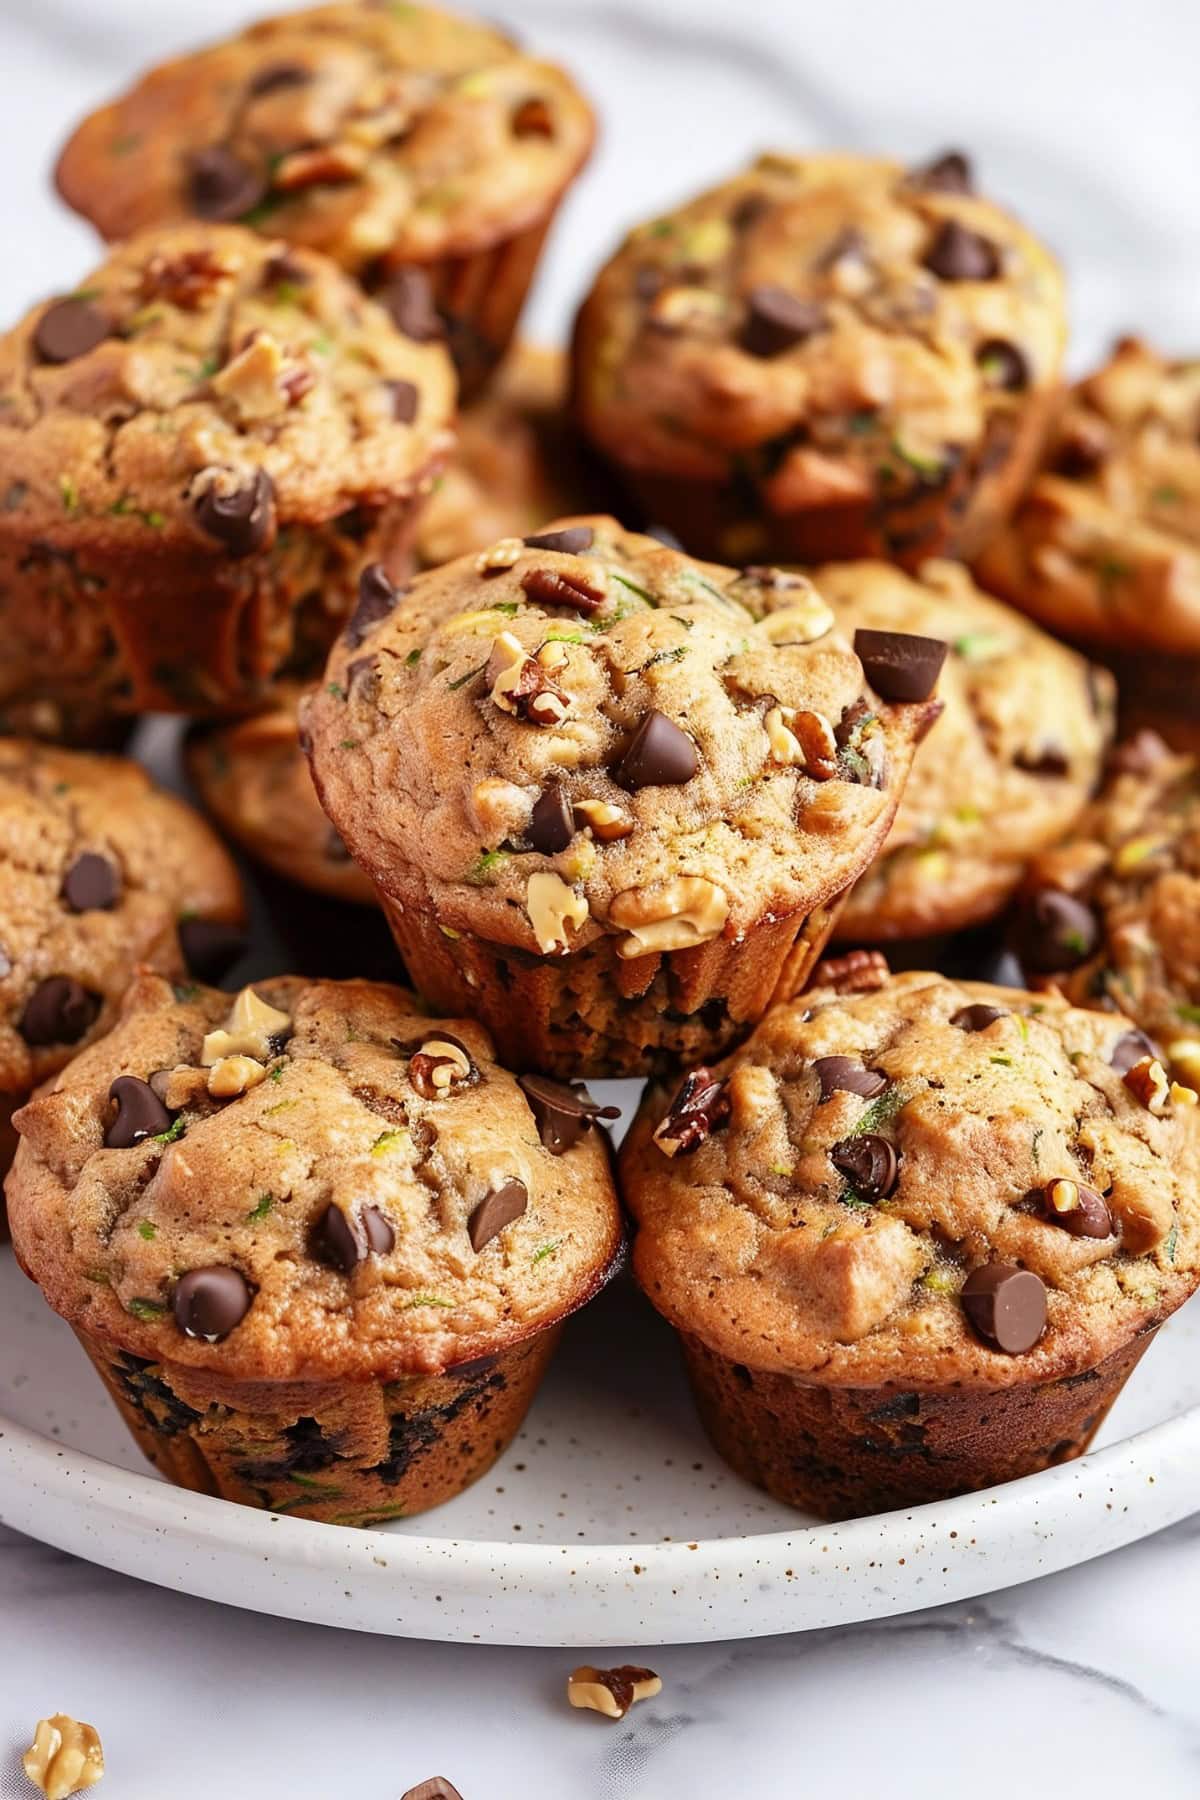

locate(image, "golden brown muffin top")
(303, 517), (944, 953)
(622, 971), (1200, 1388)
(824, 559), (1114, 941)
(0, 742), (244, 1101)
(56, 3), (595, 270)
(9, 973), (623, 1379)
(0, 223), (455, 555)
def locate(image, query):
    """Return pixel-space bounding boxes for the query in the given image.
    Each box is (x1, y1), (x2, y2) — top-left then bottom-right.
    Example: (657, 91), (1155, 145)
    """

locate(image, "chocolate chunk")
(19, 976), (99, 1046)
(187, 145), (268, 222)
(520, 565), (606, 613)
(1110, 1029), (1161, 1074)
(468, 1178), (528, 1251)
(854, 628), (948, 702)
(193, 468), (275, 557)
(518, 1072), (620, 1155)
(315, 1202), (395, 1273)
(923, 220), (1000, 282)
(977, 338), (1030, 392)
(1013, 889), (1098, 974)
(1040, 1178), (1113, 1240)
(830, 1133), (899, 1202)
(105, 1075), (174, 1149)
(528, 783), (575, 854)
(652, 1066), (730, 1155)
(961, 1263), (1047, 1354)
(950, 1003), (1008, 1033)
(813, 1056), (888, 1101)
(909, 150), (973, 194)
(178, 917), (247, 983)
(379, 267), (445, 342)
(523, 526), (594, 555)
(62, 851), (120, 913)
(615, 710), (698, 789)
(345, 562), (400, 648)
(1015, 743), (1070, 777)
(173, 1266), (252, 1341)
(740, 285), (827, 357)
(386, 378), (420, 424)
(33, 297), (109, 365)
(401, 1782), (464, 1800)
(247, 61), (311, 96)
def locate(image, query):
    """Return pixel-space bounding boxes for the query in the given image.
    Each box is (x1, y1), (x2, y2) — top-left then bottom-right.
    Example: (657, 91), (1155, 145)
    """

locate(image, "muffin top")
(823, 559), (1115, 940)
(0, 743), (244, 1102)
(573, 150), (1065, 489)
(975, 337), (1200, 653)
(1016, 733), (1200, 1083)
(621, 970), (1200, 1388)
(9, 974), (622, 1380)
(0, 223), (455, 556)
(55, 3), (594, 272)
(303, 518), (944, 955)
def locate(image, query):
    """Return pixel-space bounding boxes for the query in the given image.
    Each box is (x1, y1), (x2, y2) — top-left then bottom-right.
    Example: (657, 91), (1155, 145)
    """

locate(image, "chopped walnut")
(475, 536), (524, 575)
(574, 798), (634, 842)
(274, 141), (368, 189)
(211, 332), (300, 422)
(140, 246), (233, 310)
(206, 1054), (269, 1099)
(150, 1063), (212, 1111)
(470, 777), (533, 843)
(653, 1065), (731, 1156)
(1124, 1055), (1171, 1114)
(787, 709), (838, 779)
(753, 593), (836, 643)
(609, 876), (729, 958)
(486, 631), (570, 726)
(527, 872), (588, 953)
(648, 285), (727, 334)
(567, 1665), (662, 1720)
(201, 987), (291, 1065)
(22, 1715), (104, 1799)
(409, 1035), (474, 1099)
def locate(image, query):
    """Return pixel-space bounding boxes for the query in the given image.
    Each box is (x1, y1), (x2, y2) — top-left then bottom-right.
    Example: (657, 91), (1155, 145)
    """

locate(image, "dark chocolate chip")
(105, 1075), (173, 1149)
(62, 851), (120, 913)
(528, 783), (575, 854)
(523, 526), (594, 555)
(19, 976), (99, 1046)
(520, 565), (606, 613)
(645, 523), (683, 550)
(187, 145), (268, 222)
(855, 628), (948, 703)
(615, 710), (698, 789)
(386, 378), (420, 423)
(909, 149), (973, 194)
(812, 1056), (888, 1101)
(950, 1003), (1008, 1033)
(977, 337), (1030, 392)
(1014, 743), (1070, 777)
(731, 192), (768, 231)
(193, 468), (275, 557)
(961, 1263), (1047, 1354)
(315, 1202), (395, 1273)
(173, 1266), (252, 1341)
(247, 61), (311, 96)
(178, 917), (247, 983)
(518, 1072), (619, 1155)
(923, 220), (1000, 282)
(378, 267), (445, 342)
(324, 826), (351, 864)
(1012, 889), (1098, 974)
(830, 1133), (899, 1202)
(401, 1781), (465, 1800)
(345, 562), (400, 648)
(468, 1178), (528, 1252)
(512, 96), (555, 138)
(740, 285), (827, 358)
(1110, 1029), (1161, 1074)
(33, 297), (110, 365)
(1040, 1178), (1113, 1239)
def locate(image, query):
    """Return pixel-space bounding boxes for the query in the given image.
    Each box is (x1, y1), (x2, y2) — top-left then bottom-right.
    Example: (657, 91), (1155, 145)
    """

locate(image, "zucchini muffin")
(820, 559), (1115, 941)
(622, 968), (1200, 1518)
(55, 3), (595, 398)
(0, 223), (454, 717)
(572, 149), (1065, 568)
(7, 973), (622, 1523)
(0, 741), (245, 1194)
(187, 682), (376, 906)
(303, 518), (945, 1077)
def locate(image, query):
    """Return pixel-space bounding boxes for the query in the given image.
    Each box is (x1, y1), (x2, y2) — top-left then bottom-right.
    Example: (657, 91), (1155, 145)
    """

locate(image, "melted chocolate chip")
(518, 1073), (619, 1155)
(178, 917), (247, 983)
(1110, 1029), (1161, 1074)
(615, 710), (698, 789)
(187, 145), (267, 222)
(740, 286), (828, 358)
(314, 1202), (395, 1273)
(193, 468), (275, 557)
(830, 1133), (899, 1202)
(523, 526), (594, 554)
(62, 851), (120, 913)
(1013, 889), (1099, 974)
(33, 297), (110, 365)
(909, 150), (974, 194)
(654, 1066), (730, 1155)
(468, 1178), (528, 1252)
(1040, 1179), (1113, 1239)
(173, 1266), (252, 1341)
(105, 1075), (173, 1149)
(855, 628), (948, 702)
(1015, 743), (1070, 777)
(528, 783), (575, 854)
(950, 1003), (1008, 1033)
(386, 378), (420, 424)
(813, 1056), (888, 1101)
(977, 337), (1030, 392)
(923, 221), (1000, 282)
(19, 976), (99, 1046)
(960, 1264), (1047, 1354)
(378, 267), (445, 342)
(345, 562), (400, 648)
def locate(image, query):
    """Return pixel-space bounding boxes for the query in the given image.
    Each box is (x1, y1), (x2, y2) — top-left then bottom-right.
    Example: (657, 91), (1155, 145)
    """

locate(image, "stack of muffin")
(2, 3), (1197, 1529)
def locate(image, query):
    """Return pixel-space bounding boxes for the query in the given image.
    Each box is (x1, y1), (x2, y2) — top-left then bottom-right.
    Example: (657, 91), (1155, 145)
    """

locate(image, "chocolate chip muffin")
(0, 742), (245, 1202)
(187, 683), (375, 906)
(818, 559), (1115, 941)
(7, 973), (622, 1524)
(0, 223), (454, 718)
(572, 149), (1065, 569)
(621, 967), (1200, 1519)
(303, 518), (945, 1077)
(55, 3), (595, 398)
(1014, 732), (1200, 1093)
(975, 336), (1200, 751)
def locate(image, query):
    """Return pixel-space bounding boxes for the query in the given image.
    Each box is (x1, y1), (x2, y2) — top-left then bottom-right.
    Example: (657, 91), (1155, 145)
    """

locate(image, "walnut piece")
(475, 536), (525, 575)
(567, 1665), (662, 1720)
(811, 948), (891, 994)
(206, 1054), (269, 1098)
(574, 797), (634, 842)
(753, 593), (835, 643)
(201, 987), (291, 1065)
(609, 876), (729, 958)
(22, 1716), (104, 1799)
(486, 631), (570, 726)
(211, 332), (295, 422)
(527, 872), (588, 953)
(274, 141), (368, 189)
(409, 1035), (474, 1099)
(1123, 1055), (1171, 1114)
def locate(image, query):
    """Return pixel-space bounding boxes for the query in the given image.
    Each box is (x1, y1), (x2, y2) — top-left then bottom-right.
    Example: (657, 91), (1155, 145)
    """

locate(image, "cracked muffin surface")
(622, 970), (1200, 1387)
(8, 973), (623, 1380)
(823, 559), (1115, 940)
(572, 149), (1065, 567)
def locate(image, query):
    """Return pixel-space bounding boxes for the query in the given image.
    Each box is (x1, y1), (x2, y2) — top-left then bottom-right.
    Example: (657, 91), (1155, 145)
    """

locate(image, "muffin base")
(678, 1327), (1156, 1521)
(78, 1324), (560, 1525)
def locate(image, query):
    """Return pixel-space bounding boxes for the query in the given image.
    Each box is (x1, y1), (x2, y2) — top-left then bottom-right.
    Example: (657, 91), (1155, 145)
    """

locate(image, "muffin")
(975, 336), (1200, 751)
(0, 741), (245, 1194)
(55, 3), (595, 398)
(416, 343), (600, 568)
(818, 559), (1115, 941)
(303, 518), (945, 1077)
(1014, 732), (1200, 1091)
(621, 968), (1200, 1519)
(0, 223), (455, 717)
(7, 973), (623, 1524)
(187, 683), (376, 906)
(572, 149), (1066, 568)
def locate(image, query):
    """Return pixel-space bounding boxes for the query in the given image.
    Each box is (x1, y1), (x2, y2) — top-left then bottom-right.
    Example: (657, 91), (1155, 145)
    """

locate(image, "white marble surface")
(2, 2), (1200, 1795)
